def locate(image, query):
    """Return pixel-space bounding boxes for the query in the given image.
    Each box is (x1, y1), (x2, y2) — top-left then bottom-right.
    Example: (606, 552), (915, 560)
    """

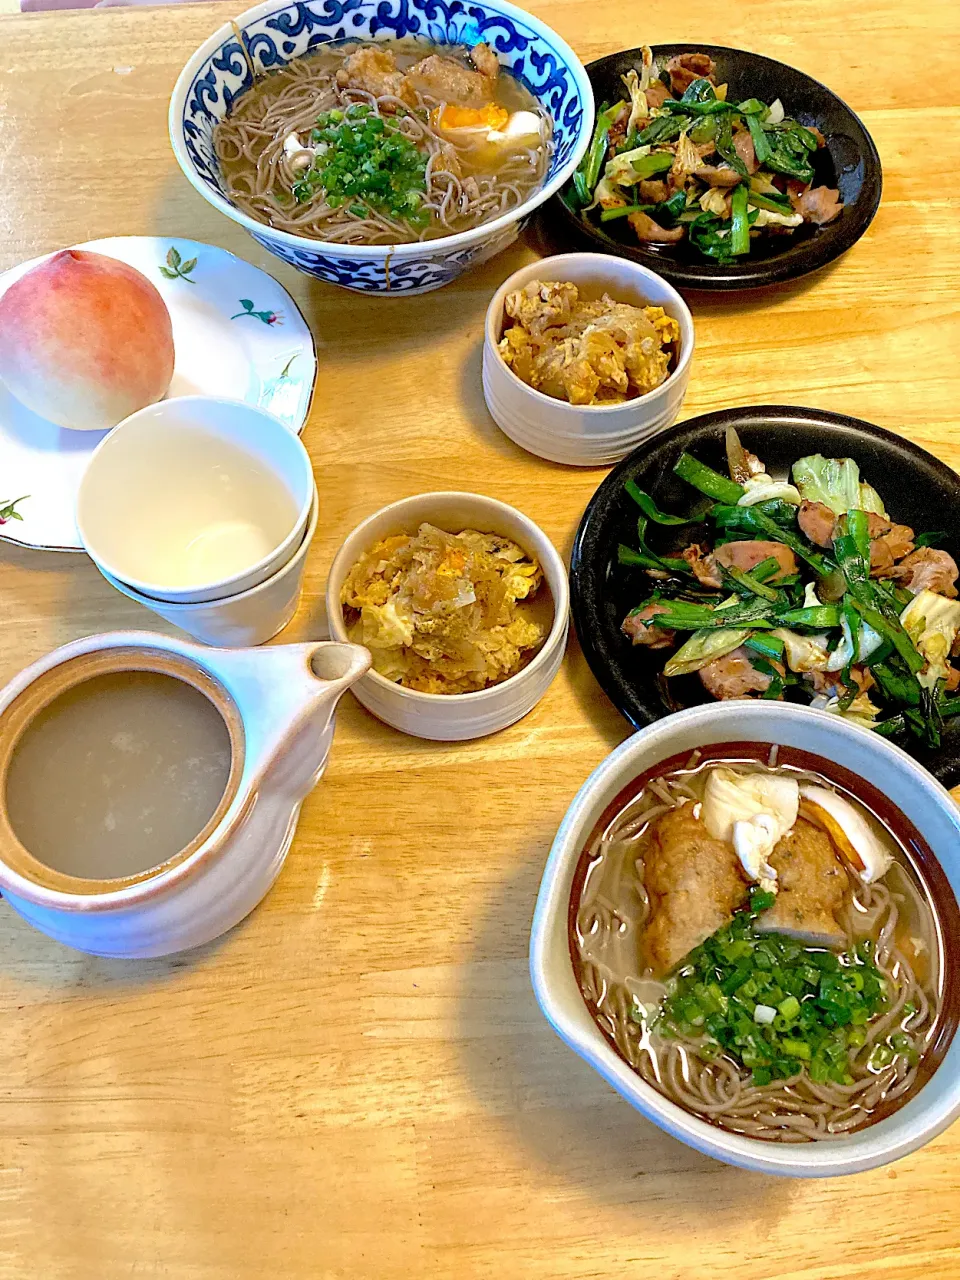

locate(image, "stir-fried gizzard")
(618, 429), (960, 745)
(567, 47), (842, 259)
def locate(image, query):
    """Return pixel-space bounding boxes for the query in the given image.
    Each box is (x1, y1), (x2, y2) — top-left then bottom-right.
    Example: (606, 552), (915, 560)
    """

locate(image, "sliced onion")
(725, 426), (752, 483)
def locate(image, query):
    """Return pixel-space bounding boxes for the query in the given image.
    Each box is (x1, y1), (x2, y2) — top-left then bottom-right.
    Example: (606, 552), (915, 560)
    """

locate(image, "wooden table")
(1, 2), (959, 1275)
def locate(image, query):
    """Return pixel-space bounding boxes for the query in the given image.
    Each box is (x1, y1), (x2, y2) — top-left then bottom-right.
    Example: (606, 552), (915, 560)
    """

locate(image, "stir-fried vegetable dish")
(619, 428), (960, 744)
(566, 47), (842, 260)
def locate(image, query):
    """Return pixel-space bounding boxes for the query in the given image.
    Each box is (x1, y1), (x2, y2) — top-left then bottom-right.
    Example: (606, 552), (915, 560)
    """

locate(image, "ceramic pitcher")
(0, 631), (370, 958)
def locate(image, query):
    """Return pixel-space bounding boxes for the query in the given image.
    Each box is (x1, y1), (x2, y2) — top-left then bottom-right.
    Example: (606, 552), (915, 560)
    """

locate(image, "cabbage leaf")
(769, 627), (831, 672)
(791, 454), (888, 518)
(622, 68), (648, 136)
(825, 614), (884, 672)
(663, 627), (752, 677)
(900, 589), (960, 690)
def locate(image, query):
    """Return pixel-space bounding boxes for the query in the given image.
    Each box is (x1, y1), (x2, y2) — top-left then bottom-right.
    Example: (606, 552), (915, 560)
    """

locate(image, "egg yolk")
(436, 103), (510, 132)
(799, 798), (867, 872)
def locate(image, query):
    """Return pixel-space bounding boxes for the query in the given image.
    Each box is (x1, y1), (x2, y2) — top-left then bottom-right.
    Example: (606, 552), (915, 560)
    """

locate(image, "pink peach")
(0, 250), (175, 431)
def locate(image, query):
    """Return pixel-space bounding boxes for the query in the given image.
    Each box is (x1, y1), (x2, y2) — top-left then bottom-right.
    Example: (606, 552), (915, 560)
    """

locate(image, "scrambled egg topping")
(341, 523), (547, 694)
(497, 280), (681, 406)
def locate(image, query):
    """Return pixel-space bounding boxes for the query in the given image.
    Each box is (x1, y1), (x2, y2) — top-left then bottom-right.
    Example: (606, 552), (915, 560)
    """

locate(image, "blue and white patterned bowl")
(169, 0), (593, 296)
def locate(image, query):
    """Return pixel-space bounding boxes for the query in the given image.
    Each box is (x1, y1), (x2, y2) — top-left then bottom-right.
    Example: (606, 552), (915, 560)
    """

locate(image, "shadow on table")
(0, 540), (185, 687)
(455, 851), (791, 1229)
(0, 894), (244, 990)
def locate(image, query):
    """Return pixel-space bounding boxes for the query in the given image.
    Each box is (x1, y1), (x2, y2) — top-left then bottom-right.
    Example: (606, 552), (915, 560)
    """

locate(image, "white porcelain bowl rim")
(530, 700), (960, 1177)
(168, 0), (594, 261)
(485, 252), (695, 415)
(76, 395), (314, 601)
(327, 490), (569, 703)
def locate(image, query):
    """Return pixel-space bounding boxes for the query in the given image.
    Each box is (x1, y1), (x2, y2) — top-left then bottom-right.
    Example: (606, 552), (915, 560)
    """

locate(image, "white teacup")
(77, 395), (314, 603)
(97, 485), (318, 647)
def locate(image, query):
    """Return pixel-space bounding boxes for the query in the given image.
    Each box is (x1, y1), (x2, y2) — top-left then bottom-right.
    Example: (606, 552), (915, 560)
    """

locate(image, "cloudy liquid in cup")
(4, 672), (232, 880)
(91, 427), (302, 592)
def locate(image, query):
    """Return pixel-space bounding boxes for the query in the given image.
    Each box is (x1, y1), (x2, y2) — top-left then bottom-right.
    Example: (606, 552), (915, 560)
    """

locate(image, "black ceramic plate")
(552, 44), (882, 291)
(570, 406), (960, 783)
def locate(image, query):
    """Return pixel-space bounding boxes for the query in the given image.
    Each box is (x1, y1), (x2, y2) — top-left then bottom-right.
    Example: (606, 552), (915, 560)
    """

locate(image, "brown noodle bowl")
(213, 47), (553, 245)
(574, 763), (938, 1143)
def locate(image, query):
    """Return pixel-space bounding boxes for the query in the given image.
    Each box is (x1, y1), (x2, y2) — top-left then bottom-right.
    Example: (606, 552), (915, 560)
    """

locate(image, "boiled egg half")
(702, 767), (800, 892)
(798, 785), (893, 883)
(433, 104), (544, 157)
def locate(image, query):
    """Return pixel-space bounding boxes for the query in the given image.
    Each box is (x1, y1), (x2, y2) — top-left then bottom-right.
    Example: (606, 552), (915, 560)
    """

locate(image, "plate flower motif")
(231, 298), (284, 325)
(0, 496), (27, 525)
(159, 246), (198, 283)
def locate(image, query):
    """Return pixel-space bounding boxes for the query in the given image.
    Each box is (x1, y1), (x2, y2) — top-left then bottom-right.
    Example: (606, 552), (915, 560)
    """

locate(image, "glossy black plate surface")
(552, 44), (882, 291)
(570, 406), (960, 782)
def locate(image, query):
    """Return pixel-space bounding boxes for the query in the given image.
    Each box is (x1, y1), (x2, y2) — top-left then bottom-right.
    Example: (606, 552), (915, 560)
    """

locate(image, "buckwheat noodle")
(213, 46), (553, 244)
(574, 763), (939, 1143)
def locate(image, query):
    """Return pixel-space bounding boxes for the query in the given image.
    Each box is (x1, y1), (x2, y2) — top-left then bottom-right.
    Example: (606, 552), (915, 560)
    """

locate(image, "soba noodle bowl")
(213, 40), (553, 245)
(570, 744), (950, 1143)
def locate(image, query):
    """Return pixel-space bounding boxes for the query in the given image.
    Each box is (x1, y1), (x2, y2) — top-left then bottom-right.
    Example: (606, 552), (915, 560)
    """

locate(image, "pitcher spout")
(195, 640), (371, 802)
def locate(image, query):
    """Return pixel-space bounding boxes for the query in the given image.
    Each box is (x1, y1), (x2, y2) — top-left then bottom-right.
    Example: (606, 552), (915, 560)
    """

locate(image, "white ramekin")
(530, 701), (960, 1177)
(483, 252), (694, 466)
(326, 492), (568, 740)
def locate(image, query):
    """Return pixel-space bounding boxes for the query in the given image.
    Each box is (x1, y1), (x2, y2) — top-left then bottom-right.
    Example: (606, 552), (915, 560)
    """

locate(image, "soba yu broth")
(570, 743), (954, 1143)
(214, 40), (553, 245)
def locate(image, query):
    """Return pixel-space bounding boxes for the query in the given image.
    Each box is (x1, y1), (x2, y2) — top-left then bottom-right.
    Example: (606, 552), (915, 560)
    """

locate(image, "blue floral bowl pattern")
(169, 0), (593, 295)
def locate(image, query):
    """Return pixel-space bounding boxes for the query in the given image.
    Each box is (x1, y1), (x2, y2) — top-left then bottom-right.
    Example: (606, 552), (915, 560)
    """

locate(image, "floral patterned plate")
(0, 236), (316, 552)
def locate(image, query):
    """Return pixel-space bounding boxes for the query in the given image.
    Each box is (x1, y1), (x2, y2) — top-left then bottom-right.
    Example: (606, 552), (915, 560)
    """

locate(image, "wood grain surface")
(1, 2), (959, 1276)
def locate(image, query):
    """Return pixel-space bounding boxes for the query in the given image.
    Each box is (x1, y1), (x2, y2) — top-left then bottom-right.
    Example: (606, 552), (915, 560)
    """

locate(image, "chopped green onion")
(654, 902), (894, 1086)
(625, 479), (694, 525)
(617, 545), (688, 574)
(712, 505), (830, 574)
(729, 183), (750, 256)
(776, 605), (841, 629)
(637, 113), (688, 146)
(915, 531), (949, 549)
(681, 77), (718, 104)
(744, 632), (785, 661)
(746, 190), (792, 215)
(599, 203), (655, 221)
(631, 151), (675, 178)
(723, 564), (781, 602)
(648, 595), (775, 631)
(750, 556), (783, 582)
(746, 114), (772, 165)
(293, 107), (429, 228)
(673, 453), (745, 504)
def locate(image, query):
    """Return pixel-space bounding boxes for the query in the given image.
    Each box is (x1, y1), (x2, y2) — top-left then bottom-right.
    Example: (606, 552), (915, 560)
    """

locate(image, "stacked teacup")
(78, 396), (317, 646)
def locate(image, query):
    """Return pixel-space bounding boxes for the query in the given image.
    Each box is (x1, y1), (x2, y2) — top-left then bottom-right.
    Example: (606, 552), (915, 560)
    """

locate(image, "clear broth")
(5, 671), (232, 880)
(216, 40), (550, 243)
